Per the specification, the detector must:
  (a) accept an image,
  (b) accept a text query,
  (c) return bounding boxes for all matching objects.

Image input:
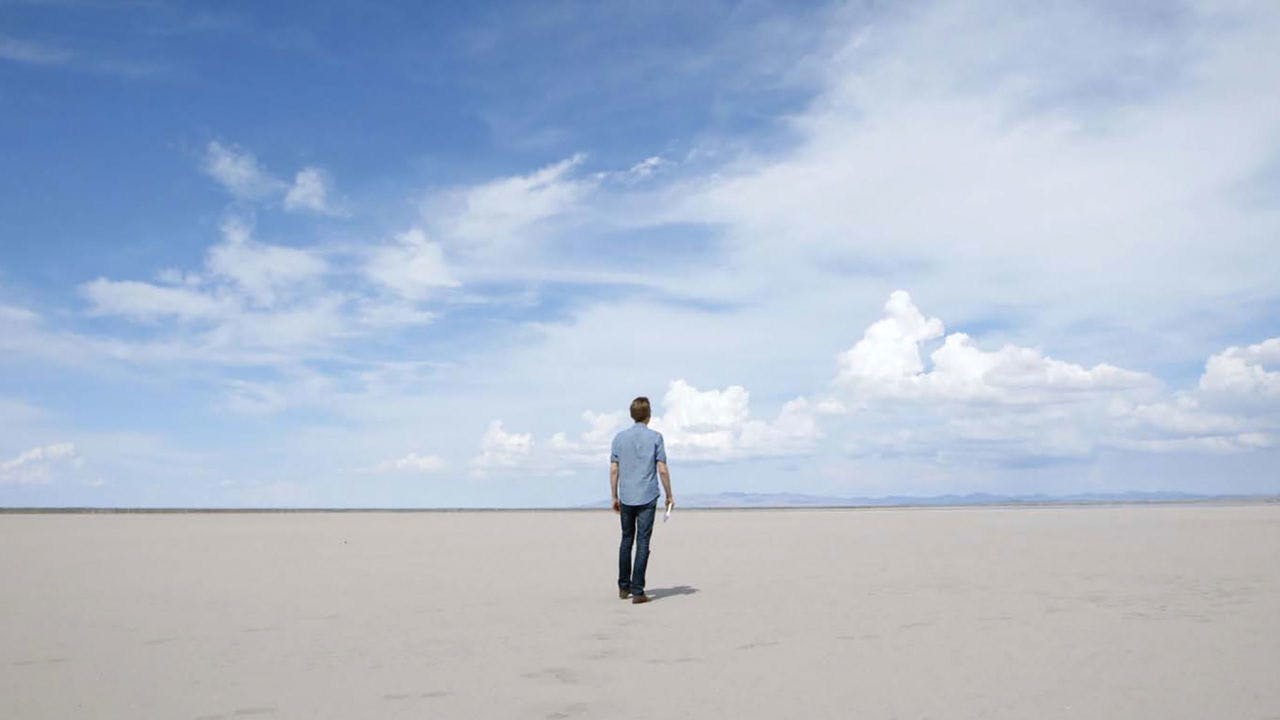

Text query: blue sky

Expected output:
[2,0,1278,507]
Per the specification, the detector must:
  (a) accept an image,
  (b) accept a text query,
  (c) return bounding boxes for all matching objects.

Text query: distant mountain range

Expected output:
[5,491,1275,513]
[581,490,1278,509]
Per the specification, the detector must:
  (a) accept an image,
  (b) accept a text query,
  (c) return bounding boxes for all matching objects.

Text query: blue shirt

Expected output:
[611,422,667,506]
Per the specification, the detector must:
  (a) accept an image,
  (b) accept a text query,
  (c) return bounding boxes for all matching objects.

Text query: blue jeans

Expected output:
[618,499,657,596]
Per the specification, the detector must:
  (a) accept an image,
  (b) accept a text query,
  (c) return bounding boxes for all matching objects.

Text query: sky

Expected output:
[2,0,1278,508]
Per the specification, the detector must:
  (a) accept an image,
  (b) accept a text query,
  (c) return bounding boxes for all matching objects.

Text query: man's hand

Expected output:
[609,460,620,513]
[657,461,673,513]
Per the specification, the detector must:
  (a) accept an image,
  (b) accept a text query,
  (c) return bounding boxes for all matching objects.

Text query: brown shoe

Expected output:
[618,588,631,599]
[631,594,650,604]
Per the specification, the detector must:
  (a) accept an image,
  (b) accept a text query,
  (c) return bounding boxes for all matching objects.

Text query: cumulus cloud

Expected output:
[835,291,1157,405]
[736,396,824,457]
[13,2,1280,502]
[548,410,630,465]
[202,142,343,215]
[284,167,343,215]
[824,291,1155,460]
[825,291,1280,462]
[0,442,80,485]
[470,420,534,477]
[1198,338,1280,402]
[202,141,286,201]
[546,380,821,466]
[651,380,820,461]
[836,290,944,389]
[1108,395,1272,453]
[364,228,459,301]
[1109,336,1280,453]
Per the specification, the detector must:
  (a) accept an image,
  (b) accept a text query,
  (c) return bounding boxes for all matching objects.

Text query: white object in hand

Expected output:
[664,505,672,522]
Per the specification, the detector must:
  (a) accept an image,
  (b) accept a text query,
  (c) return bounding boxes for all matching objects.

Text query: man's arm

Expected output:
[657,460,673,508]
[610,460,621,513]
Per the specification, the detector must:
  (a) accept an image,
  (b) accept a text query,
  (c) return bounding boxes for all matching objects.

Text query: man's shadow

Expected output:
[644,585,699,601]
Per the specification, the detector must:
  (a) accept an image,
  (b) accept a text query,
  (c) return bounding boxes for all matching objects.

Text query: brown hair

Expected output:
[629,396,651,423]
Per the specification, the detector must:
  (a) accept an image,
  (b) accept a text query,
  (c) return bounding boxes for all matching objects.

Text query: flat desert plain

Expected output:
[2,504,1278,719]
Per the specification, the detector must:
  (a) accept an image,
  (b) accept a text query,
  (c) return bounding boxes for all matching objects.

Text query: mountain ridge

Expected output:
[580,490,1279,509]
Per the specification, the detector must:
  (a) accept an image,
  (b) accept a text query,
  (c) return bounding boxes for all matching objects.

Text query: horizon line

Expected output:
[3,493,1277,514]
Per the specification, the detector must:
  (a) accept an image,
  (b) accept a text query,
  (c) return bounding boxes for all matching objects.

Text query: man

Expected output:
[610,396,674,604]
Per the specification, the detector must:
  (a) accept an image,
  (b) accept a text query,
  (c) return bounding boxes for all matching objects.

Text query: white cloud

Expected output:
[202,142,343,216]
[736,396,824,457]
[401,1,1280,486]
[372,452,446,474]
[81,278,231,321]
[206,216,327,307]
[671,1,1280,335]
[75,217,343,363]
[83,222,449,365]
[364,227,459,301]
[201,299,345,354]
[1107,395,1271,453]
[0,442,80,485]
[284,167,343,215]
[626,156,665,179]
[602,155,667,184]
[548,410,630,465]
[836,290,944,389]
[202,141,286,201]
[546,380,821,466]
[658,380,749,433]
[1198,338,1280,402]
[823,292,1280,462]
[650,379,820,461]
[835,291,1157,405]
[427,154,594,255]
[11,3,1280,503]
[470,420,534,477]
[824,291,1150,460]
[1108,336,1280,453]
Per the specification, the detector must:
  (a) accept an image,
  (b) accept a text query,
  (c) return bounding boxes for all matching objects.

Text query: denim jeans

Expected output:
[618,499,657,596]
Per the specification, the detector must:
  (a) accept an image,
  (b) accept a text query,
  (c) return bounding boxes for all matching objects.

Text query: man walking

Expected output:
[610,396,674,604]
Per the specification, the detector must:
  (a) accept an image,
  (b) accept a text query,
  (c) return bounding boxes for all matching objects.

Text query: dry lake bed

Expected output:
[2,504,1278,719]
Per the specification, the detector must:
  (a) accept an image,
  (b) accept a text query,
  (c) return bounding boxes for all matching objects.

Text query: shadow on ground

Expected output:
[646,585,699,601]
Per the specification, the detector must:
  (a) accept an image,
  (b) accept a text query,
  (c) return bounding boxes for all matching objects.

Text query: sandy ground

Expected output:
[2,504,1278,719]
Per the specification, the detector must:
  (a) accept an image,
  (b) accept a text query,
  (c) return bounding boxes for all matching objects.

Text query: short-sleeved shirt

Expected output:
[611,422,667,506]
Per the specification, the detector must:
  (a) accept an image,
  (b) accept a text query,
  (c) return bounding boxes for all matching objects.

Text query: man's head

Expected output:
[629,396,651,424]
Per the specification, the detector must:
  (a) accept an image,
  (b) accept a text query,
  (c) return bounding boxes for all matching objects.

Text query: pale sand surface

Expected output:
[2,505,1278,719]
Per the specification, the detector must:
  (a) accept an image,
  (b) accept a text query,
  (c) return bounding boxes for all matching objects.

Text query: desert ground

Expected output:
[2,504,1277,719]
